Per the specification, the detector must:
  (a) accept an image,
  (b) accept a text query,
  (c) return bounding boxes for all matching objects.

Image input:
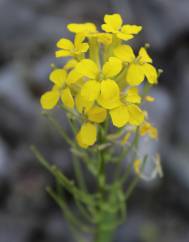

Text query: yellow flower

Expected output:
[68,21,113,46]
[109,102,144,128]
[101,13,142,41]
[76,78,122,114]
[76,122,97,148]
[140,122,158,140]
[40,69,74,110]
[74,58,123,113]
[98,80,144,128]
[55,33,89,58]
[98,79,121,109]
[75,57,122,80]
[114,45,158,86]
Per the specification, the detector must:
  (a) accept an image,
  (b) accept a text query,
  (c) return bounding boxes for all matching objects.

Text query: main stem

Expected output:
[94,128,115,242]
[94,224,115,242]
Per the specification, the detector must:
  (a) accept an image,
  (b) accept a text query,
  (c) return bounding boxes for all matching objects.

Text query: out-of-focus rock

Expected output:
[0,63,41,147]
[0,138,10,179]
[112,0,189,49]
[0,213,34,242]
[45,213,72,242]
[0,63,38,115]
[163,144,189,190]
[174,47,189,146]
[145,87,174,140]
[61,0,111,22]
[136,87,173,188]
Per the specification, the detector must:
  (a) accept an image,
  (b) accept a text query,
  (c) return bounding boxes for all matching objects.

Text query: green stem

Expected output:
[94,224,115,242]
[72,155,87,192]
[89,37,100,68]
[47,187,94,233]
[97,126,106,192]
[93,126,117,242]
[31,146,97,206]
[114,128,139,180]
[118,128,140,185]
[67,116,88,192]
[42,111,75,147]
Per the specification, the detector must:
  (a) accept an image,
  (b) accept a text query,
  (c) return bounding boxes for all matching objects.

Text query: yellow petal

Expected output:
[66,69,82,84]
[145,95,155,102]
[140,122,149,136]
[64,59,78,70]
[76,132,88,148]
[121,132,131,145]
[40,90,59,110]
[116,32,134,41]
[76,59,98,79]
[81,80,100,102]
[126,87,141,104]
[149,126,158,140]
[121,25,142,34]
[98,79,121,109]
[102,57,122,78]
[143,63,158,84]
[76,122,97,147]
[61,87,74,109]
[114,45,135,62]
[87,106,107,123]
[55,50,72,58]
[140,122,158,140]
[100,79,120,100]
[126,64,145,86]
[102,14,122,33]
[98,97,121,110]
[117,24,142,41]
[139,47,152,63]
[75,93,93,113]
[67,23,97,33]
[49,69,67,87]
[110,105,129,128]
[133,159,142,175]
[127,104,144,126]
[56,38,74,50]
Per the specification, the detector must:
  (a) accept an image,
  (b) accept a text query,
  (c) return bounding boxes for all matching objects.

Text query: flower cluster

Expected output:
[40,13,158,148]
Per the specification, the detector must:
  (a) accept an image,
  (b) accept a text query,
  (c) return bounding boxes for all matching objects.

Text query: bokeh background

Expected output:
[0,0,189,241]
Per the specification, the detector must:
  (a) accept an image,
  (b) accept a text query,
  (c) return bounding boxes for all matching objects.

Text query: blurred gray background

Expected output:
[0,0,189,241]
